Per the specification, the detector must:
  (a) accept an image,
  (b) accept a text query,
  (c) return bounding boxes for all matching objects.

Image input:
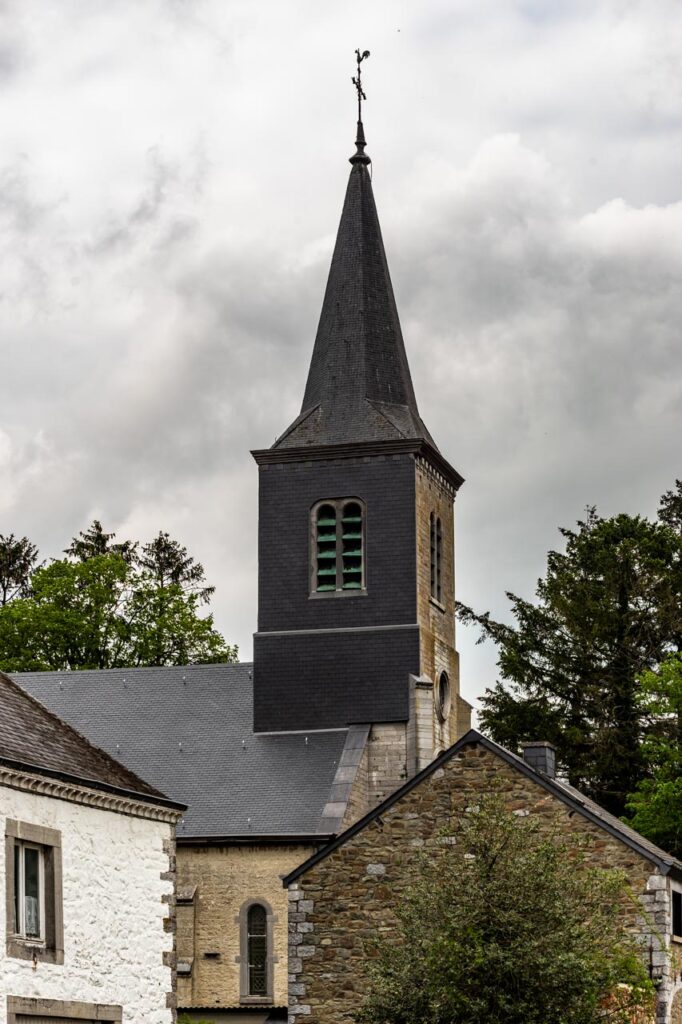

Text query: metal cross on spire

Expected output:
[352,48,370,123]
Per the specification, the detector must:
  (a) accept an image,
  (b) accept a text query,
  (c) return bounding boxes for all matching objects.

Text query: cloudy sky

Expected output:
[1,0,681,706]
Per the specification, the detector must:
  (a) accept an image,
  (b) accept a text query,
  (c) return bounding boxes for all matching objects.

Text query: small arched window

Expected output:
[238,898,274,1001]
[430,513,442,602]
[312,498,365,594]
[247,904,268,997]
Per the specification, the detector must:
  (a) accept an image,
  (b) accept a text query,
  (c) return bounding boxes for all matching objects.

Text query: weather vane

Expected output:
[352,48,370,122]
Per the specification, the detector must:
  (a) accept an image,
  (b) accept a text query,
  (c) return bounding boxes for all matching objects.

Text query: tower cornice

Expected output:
[252,438,464,493]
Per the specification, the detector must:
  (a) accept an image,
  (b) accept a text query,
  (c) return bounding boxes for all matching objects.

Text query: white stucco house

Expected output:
[0,670,185,1024]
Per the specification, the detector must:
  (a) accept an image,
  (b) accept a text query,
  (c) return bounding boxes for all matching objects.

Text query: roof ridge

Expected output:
[283,729,682,886]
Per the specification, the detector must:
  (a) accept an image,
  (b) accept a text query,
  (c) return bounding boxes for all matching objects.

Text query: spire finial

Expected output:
[350,48,371,165]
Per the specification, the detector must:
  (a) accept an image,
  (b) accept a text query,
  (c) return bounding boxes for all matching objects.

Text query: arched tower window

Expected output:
[238,898,275,1002]
[430,513,442,603]
[312,498,365,595]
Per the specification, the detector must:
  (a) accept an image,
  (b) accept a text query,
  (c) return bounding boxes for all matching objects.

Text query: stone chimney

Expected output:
[521,741,556,779]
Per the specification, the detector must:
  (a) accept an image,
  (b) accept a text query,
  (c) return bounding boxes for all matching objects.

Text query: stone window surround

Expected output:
[235,897,278,1005]
[5,820,64,966]
[309,496,367,598]
[672,878,682,945]
[7,995,122,1022]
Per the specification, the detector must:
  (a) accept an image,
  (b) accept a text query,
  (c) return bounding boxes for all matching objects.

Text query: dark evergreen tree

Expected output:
[137,531,214,603]
[458,492,682,816]
[65,519,136,563]
[0,534,39,605]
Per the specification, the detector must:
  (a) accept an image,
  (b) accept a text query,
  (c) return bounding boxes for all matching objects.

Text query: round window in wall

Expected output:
[436,671,451,723]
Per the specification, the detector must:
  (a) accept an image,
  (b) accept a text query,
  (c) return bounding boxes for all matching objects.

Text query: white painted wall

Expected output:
[1,782,174,1024]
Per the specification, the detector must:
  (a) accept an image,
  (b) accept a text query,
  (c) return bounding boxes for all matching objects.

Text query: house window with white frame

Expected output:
[13,839,44,940]
[5,819,63,965]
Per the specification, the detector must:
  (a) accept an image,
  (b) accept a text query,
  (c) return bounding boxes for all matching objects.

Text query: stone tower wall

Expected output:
[415,457,462,749]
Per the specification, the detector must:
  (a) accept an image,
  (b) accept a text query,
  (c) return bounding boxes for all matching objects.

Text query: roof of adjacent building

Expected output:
[12,663,349,841]
[284,728,682,885]
[0,670,178,807]
[273,125,436,451]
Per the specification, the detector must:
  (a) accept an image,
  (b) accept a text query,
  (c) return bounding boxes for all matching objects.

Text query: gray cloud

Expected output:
[0,0,680,706]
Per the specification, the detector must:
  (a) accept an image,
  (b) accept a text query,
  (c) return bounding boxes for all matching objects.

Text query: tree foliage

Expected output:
[64,519,137,563]
[0,534,40,605]
[458,489,682,816]
[0,521,237,671]
[356,798,654,1024]
[625,653,682,858]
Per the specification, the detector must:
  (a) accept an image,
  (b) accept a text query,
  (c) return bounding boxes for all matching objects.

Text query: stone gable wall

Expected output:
[287,744,674,1024]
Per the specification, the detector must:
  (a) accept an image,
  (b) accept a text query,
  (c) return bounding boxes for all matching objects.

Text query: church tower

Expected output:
[252,78,470,780]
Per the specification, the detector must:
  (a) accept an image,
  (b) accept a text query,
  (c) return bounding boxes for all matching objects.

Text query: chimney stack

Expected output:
[521,741,556,779]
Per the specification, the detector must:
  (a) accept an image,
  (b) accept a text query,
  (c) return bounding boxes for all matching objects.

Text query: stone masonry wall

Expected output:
[365,723,408,808]
[287,743,673,1024]
[415,458,461,748]
[177,842,317,1011]
[1,782,175,1024]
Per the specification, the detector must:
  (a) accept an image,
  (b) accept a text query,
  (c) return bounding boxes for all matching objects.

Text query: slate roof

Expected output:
[274,124,436,450]
[13,663,349,841]
[0,670,175,806]
[284,728,682,885]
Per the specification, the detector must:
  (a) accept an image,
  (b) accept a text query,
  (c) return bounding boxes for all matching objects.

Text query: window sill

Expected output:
[672,935,682,945]
[429,596,446,613]
[240,997,274,1006]
[6,936,63,965]
[310,588,368,600]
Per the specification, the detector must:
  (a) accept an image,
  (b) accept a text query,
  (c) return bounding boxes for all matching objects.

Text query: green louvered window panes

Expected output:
[312,498,365,594]
[342,501,364,590]
[315,503,337,591]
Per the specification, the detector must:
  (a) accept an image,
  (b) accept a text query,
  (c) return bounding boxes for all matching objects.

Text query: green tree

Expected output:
[658,479,682,535]
[0,524,237,671]
[458,499,682,816]
[625,653,682,858]
[0,534,39,605]
[356,798,654,1024]
[138,531,215,603]
[65,519,137,563]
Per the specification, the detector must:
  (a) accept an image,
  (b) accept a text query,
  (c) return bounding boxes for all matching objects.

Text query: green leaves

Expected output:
[624,653,682,857]
[0,522,237,671]
[356,798,654,1024]
[0,533,40,606]
[458,486,682,817]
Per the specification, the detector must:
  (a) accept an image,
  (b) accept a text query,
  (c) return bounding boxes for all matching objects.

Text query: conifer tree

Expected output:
[458,485,682,816]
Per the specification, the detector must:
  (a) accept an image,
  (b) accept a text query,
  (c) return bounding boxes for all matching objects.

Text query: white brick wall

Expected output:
[1,782,174,1024]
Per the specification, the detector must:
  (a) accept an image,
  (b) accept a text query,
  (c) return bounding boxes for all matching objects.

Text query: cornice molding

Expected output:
[0,763,182,824]
[251,438,464,491]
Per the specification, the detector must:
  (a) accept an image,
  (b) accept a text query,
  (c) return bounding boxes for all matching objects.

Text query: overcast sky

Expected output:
[1,0,681,707]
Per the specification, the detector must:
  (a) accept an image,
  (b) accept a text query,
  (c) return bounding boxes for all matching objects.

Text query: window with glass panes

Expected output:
[247,903,268,996]
[13,840,44,940]
[312,498,365,593]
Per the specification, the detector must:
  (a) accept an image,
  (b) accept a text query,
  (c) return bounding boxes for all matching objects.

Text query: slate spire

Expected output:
[273,117,437,450]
